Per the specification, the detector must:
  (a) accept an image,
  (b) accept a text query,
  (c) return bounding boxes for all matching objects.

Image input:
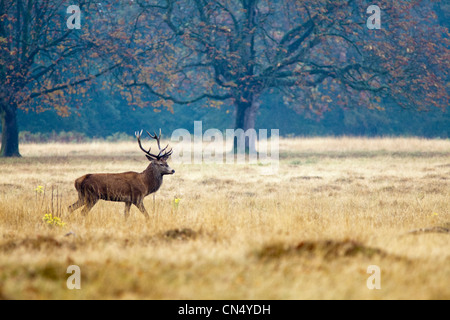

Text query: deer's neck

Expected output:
[142,163,163,195]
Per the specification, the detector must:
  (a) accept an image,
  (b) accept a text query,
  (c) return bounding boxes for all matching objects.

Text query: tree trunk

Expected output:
[0,105,21,157]
[233,93,260,154]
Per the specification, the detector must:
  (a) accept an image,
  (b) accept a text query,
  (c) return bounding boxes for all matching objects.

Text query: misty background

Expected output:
[1,0,449,146]
[14,93,450,140]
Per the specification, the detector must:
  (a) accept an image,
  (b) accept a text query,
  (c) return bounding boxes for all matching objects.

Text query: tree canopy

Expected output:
[1,0,449,156]
[116,0,450,150]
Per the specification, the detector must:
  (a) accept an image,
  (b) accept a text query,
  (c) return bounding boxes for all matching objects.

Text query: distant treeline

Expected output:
[3,94,449,141]
[16,131,132,143]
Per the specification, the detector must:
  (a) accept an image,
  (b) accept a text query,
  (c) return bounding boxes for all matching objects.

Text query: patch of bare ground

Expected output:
[256,239,397,261]
[161,228,199,241]
[0,235,77,253]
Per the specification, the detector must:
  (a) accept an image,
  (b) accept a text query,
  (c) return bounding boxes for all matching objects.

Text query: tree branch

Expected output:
[19,63,121,104]
[127,81,232,105]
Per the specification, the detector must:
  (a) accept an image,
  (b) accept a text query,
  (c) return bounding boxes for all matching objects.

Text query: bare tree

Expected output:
[0,0,135,156]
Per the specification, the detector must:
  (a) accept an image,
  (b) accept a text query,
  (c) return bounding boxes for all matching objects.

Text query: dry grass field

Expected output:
[0,137,449,300]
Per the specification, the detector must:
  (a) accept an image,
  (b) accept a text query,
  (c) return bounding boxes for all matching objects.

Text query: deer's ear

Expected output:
[146,155,154,162]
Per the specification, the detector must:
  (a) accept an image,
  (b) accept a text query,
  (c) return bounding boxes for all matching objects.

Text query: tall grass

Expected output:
[0,137,449,299]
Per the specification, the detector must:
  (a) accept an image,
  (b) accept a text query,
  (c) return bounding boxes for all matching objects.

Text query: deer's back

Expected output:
[75,172,146,202]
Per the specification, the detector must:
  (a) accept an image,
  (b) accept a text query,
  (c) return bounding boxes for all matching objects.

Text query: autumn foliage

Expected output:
[1,0,449,156]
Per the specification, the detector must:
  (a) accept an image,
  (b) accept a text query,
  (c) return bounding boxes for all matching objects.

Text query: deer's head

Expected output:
[151,158,175,175]
[135,130,175,176]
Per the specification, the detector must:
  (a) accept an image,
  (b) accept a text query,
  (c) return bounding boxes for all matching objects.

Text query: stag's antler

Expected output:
[135,129,173,160]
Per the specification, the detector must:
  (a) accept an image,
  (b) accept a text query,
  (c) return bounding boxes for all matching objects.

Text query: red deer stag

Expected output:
[68,130,175,219]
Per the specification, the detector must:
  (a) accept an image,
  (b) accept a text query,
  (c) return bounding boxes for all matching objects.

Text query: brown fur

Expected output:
[68,159,174,219]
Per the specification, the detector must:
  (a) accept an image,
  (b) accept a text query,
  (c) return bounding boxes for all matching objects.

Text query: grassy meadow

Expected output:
[0,137,449,299]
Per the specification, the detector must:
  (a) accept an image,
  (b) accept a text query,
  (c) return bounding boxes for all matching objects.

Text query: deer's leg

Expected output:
[68,199,84,213]
[81,199,98,216]
[68,193,86,213]
[124,202,132,219]
[135,201,150,220]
